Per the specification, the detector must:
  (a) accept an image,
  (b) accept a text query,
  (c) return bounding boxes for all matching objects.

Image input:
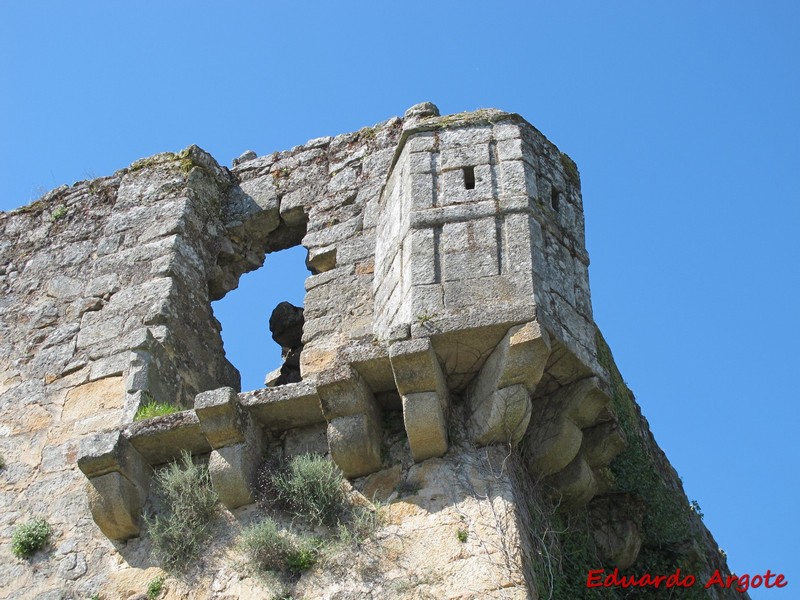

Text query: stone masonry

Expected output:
[0,103,743,598]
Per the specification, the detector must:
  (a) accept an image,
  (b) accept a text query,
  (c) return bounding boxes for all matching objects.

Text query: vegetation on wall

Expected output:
[244,452,382,585]
[134,400,180,421]
[144,451,218,572]
[239,517,320,574]
[11,517,52,559]
[146,575,164,599]
[267,453,347,527]
[518,332,711,599]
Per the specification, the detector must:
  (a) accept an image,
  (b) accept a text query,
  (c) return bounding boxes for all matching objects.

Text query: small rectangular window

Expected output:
[550,187,560,211]
[463,166,475,190]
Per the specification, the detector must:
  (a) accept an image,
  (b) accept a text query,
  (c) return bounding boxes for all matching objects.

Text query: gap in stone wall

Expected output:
[211,245,310,392]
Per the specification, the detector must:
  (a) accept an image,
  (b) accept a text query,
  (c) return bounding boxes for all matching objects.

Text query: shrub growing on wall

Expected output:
[239,517,319,574]
[266,453,346,527]
[11,517,52,558]
[145,451,218,571]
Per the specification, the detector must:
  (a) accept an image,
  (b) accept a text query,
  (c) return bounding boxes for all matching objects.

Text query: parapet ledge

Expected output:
[390,106,529,173]
[123,410,210,465]
[240,381,325,431]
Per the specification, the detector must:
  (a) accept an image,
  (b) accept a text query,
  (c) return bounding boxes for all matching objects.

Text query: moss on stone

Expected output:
[560,152,580,187]
[129,152,178,172]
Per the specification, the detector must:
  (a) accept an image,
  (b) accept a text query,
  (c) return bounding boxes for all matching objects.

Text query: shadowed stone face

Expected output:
[269,301,304,349]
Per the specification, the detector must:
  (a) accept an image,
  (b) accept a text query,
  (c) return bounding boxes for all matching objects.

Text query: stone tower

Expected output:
[0,103,744,598]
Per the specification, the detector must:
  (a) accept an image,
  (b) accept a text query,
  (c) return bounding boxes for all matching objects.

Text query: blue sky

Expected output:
[2,2,798,595]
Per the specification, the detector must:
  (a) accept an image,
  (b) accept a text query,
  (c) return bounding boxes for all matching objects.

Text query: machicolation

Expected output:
[0,102,745,599]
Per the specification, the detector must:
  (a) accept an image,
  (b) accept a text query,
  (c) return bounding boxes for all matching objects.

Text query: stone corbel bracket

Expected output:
[195,387,264,510]
[316,364,383,478]
[525,377,626,507]
[77,431,152,541]
[78,382,328,541]
[466,321,551,446]
[389,338,450,462]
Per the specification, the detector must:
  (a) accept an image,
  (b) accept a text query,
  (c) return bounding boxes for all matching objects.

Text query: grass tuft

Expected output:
[146,576,164,599]
[134,400,180,421]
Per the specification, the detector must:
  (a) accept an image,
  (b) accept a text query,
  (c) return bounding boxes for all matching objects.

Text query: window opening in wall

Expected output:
[463,166,476,190]
[211,245,310,392]
[550,186,560,211]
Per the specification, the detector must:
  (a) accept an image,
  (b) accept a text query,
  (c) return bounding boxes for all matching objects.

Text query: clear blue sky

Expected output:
[2,2,797,595]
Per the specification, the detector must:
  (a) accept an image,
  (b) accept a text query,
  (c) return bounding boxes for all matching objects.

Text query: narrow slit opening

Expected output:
[463,166,476,190]
[550,187,560,211]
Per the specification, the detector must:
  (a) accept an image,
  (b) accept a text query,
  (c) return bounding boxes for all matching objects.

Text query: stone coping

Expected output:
[239,381,325,431]
[124,410,210,465]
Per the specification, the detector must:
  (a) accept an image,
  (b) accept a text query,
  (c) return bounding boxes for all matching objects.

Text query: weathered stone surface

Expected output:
[241,381,324,430]
[403,101,440,121]
[389,338,448,397]
[402,392,448,461]
[209,444,255,509]
[466,322,550,446]
[589,493,645,569]
[327,412,382,478]
[63,376,124,422]
[124,410,211,465]
[475,384,532,447]
[269,301,304,348]
[553,376,610,428]
[283,422,328,458]
[194,386,245,448]
[525,408,583,476]
[317,365,376,419]
[85,472,143,540]
[582,419,627,468]
[546,453,597,507]
[233,149,257,166]
[77,431,150,491]
[0,105,741,598]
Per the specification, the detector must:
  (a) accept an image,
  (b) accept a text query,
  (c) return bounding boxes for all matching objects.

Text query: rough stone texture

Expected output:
[194,386,246,448]
[401,391,448,461]
[0,105,745,598]
[269,301,304,348]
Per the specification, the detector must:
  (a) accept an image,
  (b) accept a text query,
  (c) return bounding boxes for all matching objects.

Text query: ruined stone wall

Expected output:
[0,104,745,599]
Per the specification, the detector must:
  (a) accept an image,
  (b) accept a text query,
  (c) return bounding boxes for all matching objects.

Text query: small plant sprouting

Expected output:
[11,517,52,558]
[457,528,468,543]
[146,575,164,599]
[690,499,704,520]
[51,205,68,221]
[176,149,196,175]
[358,126,377,141]
[286,541,318,575]
[0,452,5,471]
[416,312,435,326]
[272,166,291,184]
[134,400,180,421]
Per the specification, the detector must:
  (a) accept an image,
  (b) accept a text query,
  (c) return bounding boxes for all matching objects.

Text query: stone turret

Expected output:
[0,104,743,598]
